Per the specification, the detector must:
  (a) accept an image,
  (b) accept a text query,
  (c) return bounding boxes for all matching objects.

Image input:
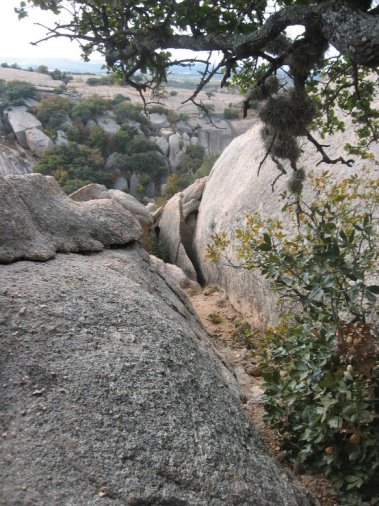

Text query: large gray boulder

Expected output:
[158,177,208,282]
[0,144,33,176]
[0,244,312,505]
[70,183,153,232]
[4,106,42,149]
[0,174,142,263]
[25,127,54,156]
[198,118,253,156]
[194,122,379,326]
[149,112,169,128]
[97,114,121,134]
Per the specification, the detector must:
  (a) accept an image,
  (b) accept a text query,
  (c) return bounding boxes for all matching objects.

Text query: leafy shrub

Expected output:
[126,151,167,178]
[112,94,131,105]
[114,101,148,125]
[34,142,108,193]
[193,154,218,179]
[208,171,379,504]
[223,107,239,119]
[164,172,194,199]
[186,144,205,160]
[127,138,159,155]
[169,90,178,96]
[0,80,36,112]
[86,75,115,86]
[31,95,72,135]
[114,126,138,153]
[71,98,111,122]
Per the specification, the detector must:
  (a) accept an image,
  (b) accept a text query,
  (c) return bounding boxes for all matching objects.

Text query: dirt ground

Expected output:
[67,74,243,114]
[187,285,339,506]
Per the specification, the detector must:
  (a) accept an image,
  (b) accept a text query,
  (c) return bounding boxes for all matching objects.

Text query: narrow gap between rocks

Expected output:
[185,284,339,506]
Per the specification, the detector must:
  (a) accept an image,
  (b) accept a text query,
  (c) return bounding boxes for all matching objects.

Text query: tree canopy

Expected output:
[18,0,378,168]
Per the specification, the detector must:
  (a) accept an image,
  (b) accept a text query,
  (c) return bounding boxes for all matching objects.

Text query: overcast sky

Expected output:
[0,1,96,60]
[0,1,212,65]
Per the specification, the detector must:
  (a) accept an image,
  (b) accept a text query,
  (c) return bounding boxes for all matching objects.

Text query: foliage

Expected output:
[164,172,195,200]
[86,75,115,86]
[223,107,240,120]
[71,97,111,122]
[34,141,109,193]
[18,0,379,170]
[31,95,72,137]
[114,101,148,125]
[145,230,170,263]
[0,80,36,112]
[126,151,167,178]
[175,144,206,174]
[207,171,379,503]
[49,68,72,84]
[186,144,205,160]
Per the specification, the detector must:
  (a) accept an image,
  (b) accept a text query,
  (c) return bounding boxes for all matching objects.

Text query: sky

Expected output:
[0,1,97,61]
[0,1,211,65]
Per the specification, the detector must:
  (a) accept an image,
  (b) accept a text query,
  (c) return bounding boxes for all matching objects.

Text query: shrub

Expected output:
[71,97,111,122]
[86,75,115,86]
[114,125,139,153]
[223,107,239,119]
[114,101,148,125]
[34,142,109,193]
[112,94,131,105]
[127,138,159,155]
[186,144,205,160]
[208,171,379,504]
[169,90,178,96]
[126,151,167,178]
[31,95,72,134]
[0,80,35,103]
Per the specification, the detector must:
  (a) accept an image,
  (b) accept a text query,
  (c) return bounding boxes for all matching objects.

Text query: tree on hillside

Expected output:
[18,1,378,172]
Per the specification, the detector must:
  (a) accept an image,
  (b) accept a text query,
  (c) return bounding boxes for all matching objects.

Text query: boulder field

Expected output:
[0,174,313,505]
[156,121,379,327]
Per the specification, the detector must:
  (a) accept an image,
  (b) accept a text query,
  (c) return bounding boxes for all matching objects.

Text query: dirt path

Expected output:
[187,285,339,506]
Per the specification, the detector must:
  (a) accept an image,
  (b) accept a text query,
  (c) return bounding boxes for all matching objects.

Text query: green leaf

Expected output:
[367,285,379,294]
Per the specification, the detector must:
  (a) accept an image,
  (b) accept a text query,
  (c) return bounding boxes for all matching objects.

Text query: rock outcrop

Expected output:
[0,144,33,176]
[4,106,53,155]
[70,183,153,234]
[158,177,207,281]
[25,127,54,155]
[4,106,42,149]
[0,174,142,263]
[194,122,379,325]
[0,173,313,506]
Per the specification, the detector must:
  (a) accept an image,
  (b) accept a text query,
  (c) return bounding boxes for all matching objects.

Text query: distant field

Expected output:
[0,66,244,116]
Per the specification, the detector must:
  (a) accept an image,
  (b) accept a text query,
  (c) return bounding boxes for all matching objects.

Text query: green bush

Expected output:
[86,75,115,86]
[193,154,218,179]
[34,142,109,193]
[112,94,131,105]
[71,97,111,122]
[126,151,167,178]
[114,101,148,125]
[0,80,36,112]
[223,107,240,119]
[208,170,379,504]
[114,126,139,153]
[31,95,72,135]
[186,144,205,160]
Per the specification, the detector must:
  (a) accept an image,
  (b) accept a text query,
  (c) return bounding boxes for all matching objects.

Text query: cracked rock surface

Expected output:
[0,244,313,505]
[0,174,142,263]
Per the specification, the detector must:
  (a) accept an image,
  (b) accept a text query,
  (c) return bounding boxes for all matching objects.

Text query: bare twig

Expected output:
[306,132,354,166]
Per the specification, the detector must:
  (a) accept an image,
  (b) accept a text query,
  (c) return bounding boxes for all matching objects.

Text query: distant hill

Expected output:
[0,57,106,74]
[0,57,224,79]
